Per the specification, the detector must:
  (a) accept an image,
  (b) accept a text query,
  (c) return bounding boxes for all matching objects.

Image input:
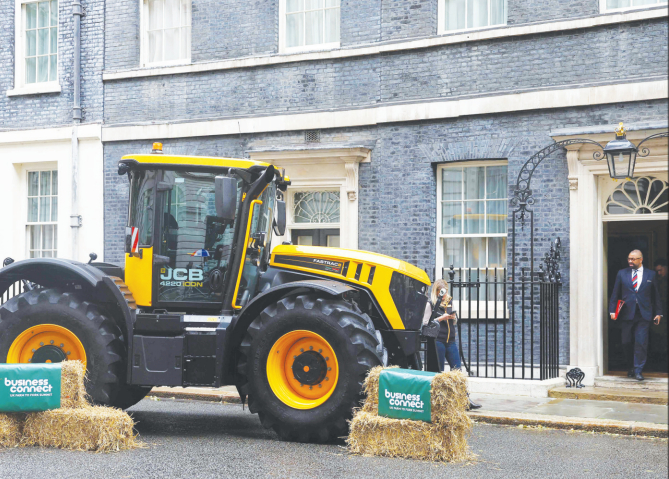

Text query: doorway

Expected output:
[605,220,668,375]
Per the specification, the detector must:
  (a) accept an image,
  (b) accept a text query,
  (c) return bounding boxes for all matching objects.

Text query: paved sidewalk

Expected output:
[147,386,668,438]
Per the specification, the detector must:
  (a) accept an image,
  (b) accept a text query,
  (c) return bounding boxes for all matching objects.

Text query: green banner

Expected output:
[378,368,436,422]
[0,363,62,412]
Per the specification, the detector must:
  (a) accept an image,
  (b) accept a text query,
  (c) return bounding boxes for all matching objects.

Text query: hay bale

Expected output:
[362,366,470,426]
[23,406,141,452]
[347,411,472,462]
[0,413,24,448]
[60,360,88,409]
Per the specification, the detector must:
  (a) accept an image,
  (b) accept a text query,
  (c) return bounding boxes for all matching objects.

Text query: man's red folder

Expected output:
[614,300,625,319]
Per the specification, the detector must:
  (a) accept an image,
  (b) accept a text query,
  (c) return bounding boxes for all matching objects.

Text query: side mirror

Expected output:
[273,199,286,236]
[215,176,237,221]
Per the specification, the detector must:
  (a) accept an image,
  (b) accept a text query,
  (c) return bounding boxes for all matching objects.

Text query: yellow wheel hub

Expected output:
[7,324,86,366]
[267,330,339,410]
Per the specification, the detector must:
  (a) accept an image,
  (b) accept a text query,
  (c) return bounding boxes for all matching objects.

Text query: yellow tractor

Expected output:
[0,145,432,442]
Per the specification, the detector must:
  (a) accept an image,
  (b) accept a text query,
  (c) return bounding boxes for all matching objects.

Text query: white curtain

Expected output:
[147,0,190,63]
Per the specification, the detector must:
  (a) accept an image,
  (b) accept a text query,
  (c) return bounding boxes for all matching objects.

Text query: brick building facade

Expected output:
[2,0,668,386]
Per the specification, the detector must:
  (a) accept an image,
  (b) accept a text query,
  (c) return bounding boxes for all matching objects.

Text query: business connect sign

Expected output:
[377,368,436,422]
[0,363,62,412]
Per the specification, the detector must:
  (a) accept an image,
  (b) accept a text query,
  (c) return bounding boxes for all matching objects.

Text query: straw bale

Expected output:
[60,360,88,409]
[362,366,470,426]
[22,406,142,452]
[0,413,24,448]
[347,411,473,463]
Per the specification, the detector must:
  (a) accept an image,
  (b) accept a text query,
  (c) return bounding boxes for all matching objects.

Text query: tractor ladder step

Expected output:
[110,276,137,310]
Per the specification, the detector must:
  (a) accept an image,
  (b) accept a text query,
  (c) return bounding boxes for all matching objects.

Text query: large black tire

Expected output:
[237,293,383,443]
[0,288,126,406]
[113,385,153,410]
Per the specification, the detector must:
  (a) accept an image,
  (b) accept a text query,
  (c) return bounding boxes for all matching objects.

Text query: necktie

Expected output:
[632,270,639,291]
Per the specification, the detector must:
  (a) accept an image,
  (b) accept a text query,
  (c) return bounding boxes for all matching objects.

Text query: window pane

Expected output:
[488,237,506,268]
[324,7,339,43]
[37,55,48,82]
[442,238,463,269]
[293,191,340,223]
[463,201,484,233]
[163,28,179,61]
[304,10,323,45]
[632,0,656,5]
[26,3,37,29]
[50,0,58,26]
[325,0,340,6]
[305,0,324,8]
[467,0,488,28]
[50,27,57,53]
[327,235,340,247]
[43,225,54,250]
[286,13,303,47]
[490,0,505,25]
[53,224,58,253]
[445,0,466,30]
[28,198,38,222]
[442,168,462,201]
[51,170,58,195]
[40,171,51,195]
[26,57,36,83]
[182,0,190,25]
[26,30,36,56]
[486,200,506,233]
[51,196,58,221]
[30,225,40,250]
[465,237,486,269]
[181,26,191,59]
[39,197,50,222]
[28,171,39,196]
[38,1,49,28]
[38,27,49,55]
[486,165,506,199]
[297,235,313,246]
[49,54,57,81]
[149,31,162,63]
[287,0,304,12]
[464,166,485,199]
[441,202,461,234]
[149,0,163,29]
[164,0,180,28]
[607,0,630,6]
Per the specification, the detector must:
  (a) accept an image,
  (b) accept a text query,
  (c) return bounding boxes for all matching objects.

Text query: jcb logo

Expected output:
[160,268,204,282]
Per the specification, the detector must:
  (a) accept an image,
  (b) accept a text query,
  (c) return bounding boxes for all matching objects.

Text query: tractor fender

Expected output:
[0,258,134,344]
[221,279,357,385]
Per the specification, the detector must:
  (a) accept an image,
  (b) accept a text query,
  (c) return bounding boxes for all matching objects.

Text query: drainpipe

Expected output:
[70,0,83,260]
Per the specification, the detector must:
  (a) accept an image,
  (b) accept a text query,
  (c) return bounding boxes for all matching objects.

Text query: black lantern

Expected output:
[603,122,638,180]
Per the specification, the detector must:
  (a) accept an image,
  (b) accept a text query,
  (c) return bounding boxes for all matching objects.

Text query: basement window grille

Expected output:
[305,130,321,143]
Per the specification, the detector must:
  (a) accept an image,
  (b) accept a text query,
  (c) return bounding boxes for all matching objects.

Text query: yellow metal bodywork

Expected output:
[120,154,270,170]
[266,330,339,409]
[7,324,87,366]
[232,200,263,310]
[270,245,430,330]
[125,247,154,307]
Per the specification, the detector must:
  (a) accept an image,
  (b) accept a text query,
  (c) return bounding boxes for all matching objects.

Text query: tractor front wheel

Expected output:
[0,288,126,406]
[237,293,383,443]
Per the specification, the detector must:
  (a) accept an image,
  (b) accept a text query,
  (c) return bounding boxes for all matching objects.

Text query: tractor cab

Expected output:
[118,144,289,315]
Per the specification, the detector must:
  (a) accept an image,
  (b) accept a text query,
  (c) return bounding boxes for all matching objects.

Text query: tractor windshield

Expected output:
[156,170,243,304]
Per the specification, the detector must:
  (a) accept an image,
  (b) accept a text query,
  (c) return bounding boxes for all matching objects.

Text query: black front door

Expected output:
[291,229,340,247]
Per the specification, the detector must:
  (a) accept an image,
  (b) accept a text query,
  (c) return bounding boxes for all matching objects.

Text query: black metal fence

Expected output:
[445,242,561,380]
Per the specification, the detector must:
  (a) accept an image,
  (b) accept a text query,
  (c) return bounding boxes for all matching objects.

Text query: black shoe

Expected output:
[627,370,634,378]
[467,399,482,410]
[634,372,644,381]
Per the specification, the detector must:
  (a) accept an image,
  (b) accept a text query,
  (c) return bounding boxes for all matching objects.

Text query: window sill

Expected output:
[437,23,507,37]
[6,83,61,97]
[140,59,192,69]
[280,42,341,55]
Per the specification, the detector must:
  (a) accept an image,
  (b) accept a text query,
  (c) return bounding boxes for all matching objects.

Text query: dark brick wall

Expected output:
[104,0,140,71]
[0,0,104,129]
[380,0,438,41]
[103,19,668,124]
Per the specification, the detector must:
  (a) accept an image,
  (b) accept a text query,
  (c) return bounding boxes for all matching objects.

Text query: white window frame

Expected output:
[25,168,58,258]
[437,0,507,36]
[599,0,667,12]
[278,0,341,54]
[140,0,192,68]
[436,160,508,316]
[7,0,61,97]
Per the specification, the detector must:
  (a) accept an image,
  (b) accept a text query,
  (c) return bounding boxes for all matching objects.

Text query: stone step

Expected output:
[593,375,668,392]
[549,386,668,405]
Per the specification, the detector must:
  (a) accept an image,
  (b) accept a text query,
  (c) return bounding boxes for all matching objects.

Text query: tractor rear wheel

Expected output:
[237,293,383,443]
[0,288,126,406]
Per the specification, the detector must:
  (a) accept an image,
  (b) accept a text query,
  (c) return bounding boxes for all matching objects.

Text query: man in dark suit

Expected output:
[609,249,663,381]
